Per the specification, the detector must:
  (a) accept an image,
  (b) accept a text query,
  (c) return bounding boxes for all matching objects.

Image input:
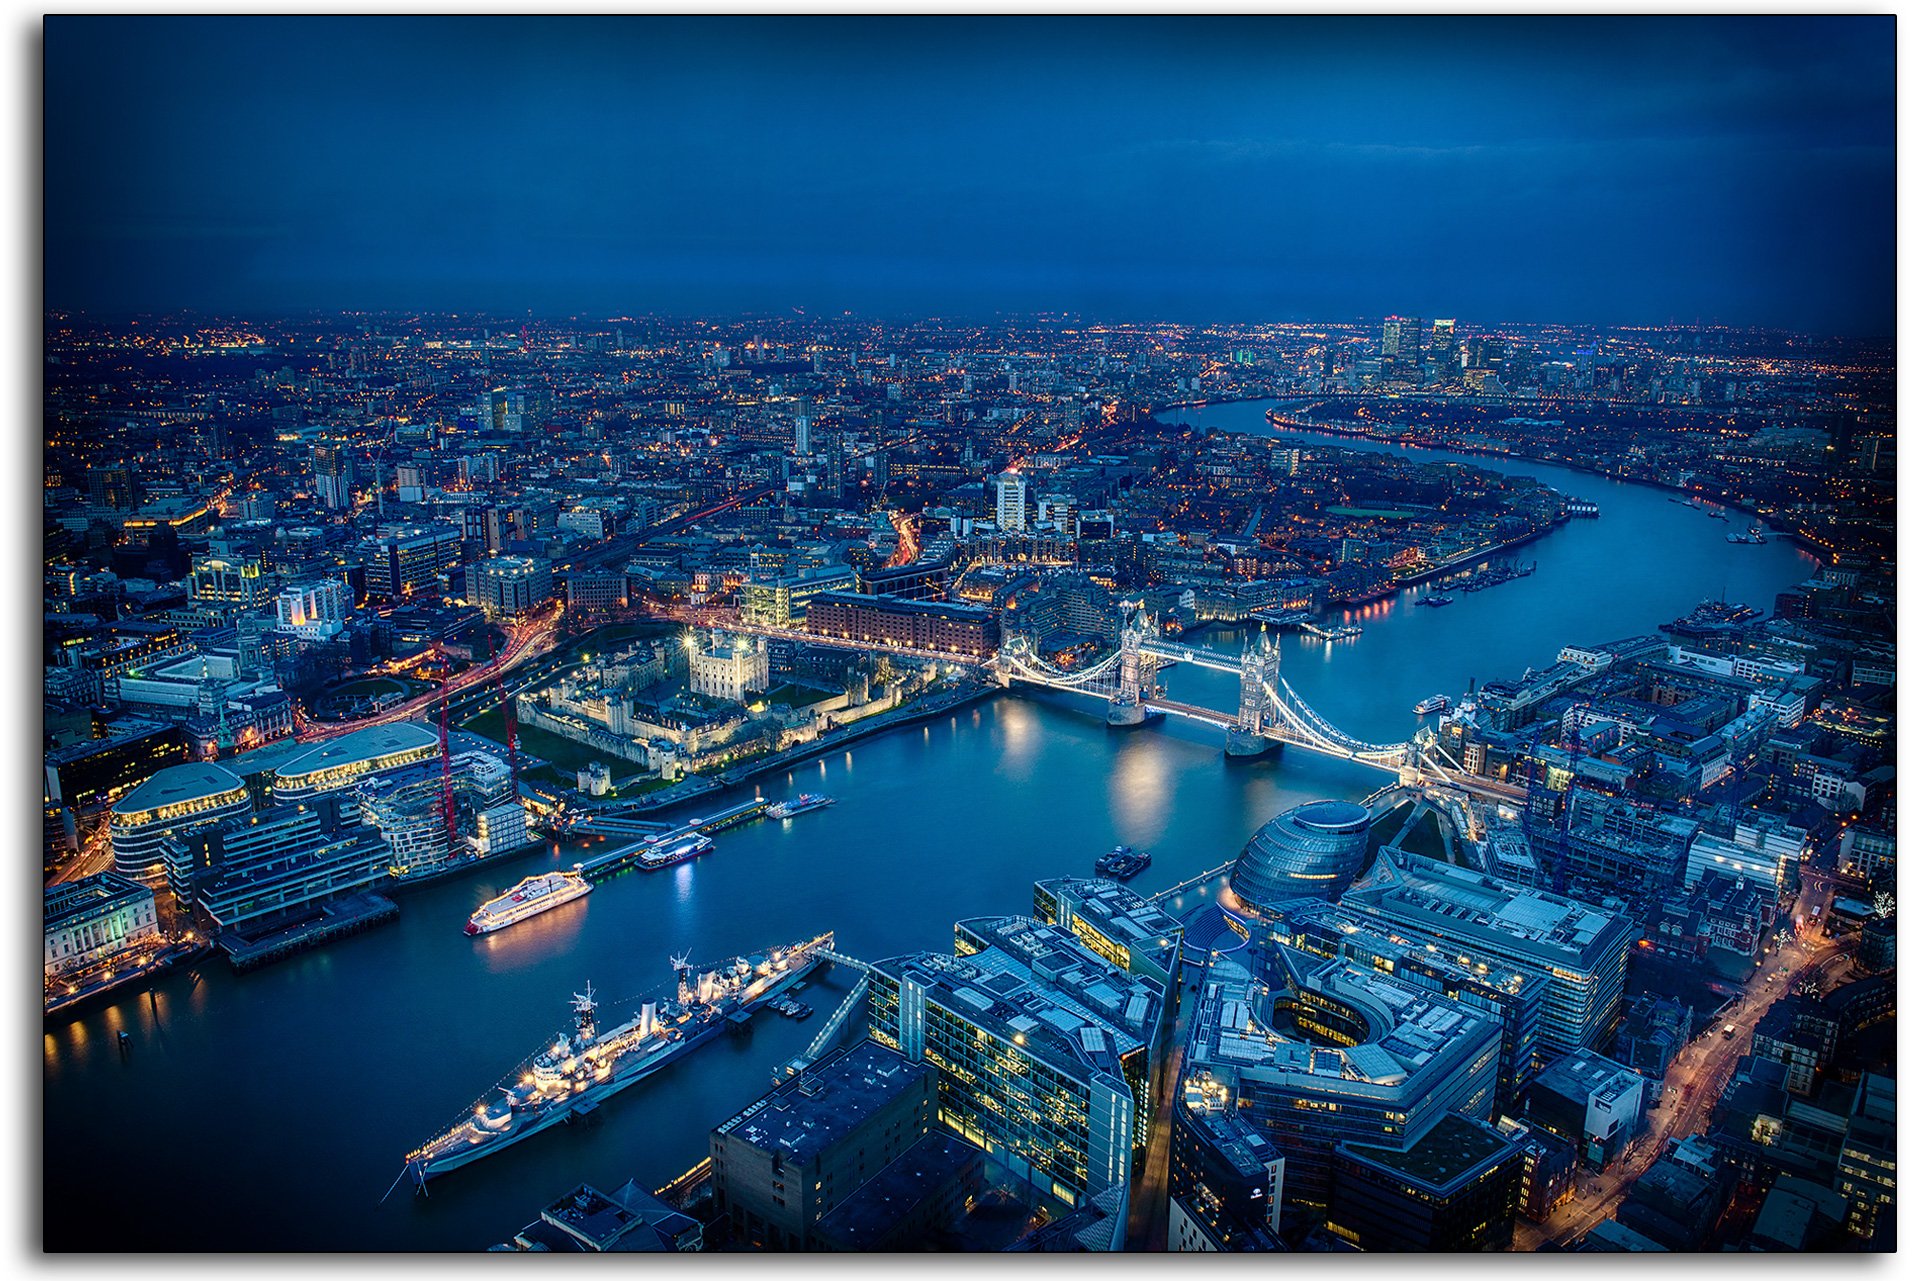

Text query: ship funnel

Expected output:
[639,1002,657,1037]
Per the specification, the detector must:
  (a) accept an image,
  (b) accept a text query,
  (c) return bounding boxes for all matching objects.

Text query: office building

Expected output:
[358,524,463,604]
[1178,944,1503,1216]
[356,750,518,876]
[739,565,857,627]
[564,569,628,612]
[188,553,270,612]
[808,1132,983,1251]
[1686,819,1804,899]
[1340,850,1633,1062]
[109,761,251,893]
[468,554,552,617]
[1327,1112,1525,1251]
[182,794,392,930]
[869,917,1157,1212]
[260,722,442,804]
[1279,900,1546,1115]
[45,719,186,809]
[1527,1052,1648,1170]
[710,1041,942,1250]
[45,871,161,978]
[1168,1109,1287,1251]
[1032,877,1183,994]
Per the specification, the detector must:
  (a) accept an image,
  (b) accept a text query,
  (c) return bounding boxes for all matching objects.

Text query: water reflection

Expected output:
[476,898,592,974]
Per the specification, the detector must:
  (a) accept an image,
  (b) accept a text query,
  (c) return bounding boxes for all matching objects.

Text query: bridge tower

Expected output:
[1107,613,1148,726]
[1105,610,1144,725]
[1226,627,1281,758]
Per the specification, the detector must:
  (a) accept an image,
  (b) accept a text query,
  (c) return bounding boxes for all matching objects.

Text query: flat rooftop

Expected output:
[715,1041,931,1165]
[1339,1112,1515,1191]
[812,1131,981,1250]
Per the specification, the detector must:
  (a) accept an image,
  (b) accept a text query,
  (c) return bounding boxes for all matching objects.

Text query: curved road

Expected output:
[1511,927,1856,1250]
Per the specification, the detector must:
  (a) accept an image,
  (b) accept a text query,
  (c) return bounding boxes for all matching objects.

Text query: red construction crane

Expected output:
[484,628,520,785]
[438,696,458,850]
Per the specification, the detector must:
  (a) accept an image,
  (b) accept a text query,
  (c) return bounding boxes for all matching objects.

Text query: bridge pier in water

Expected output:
[1224,726,1278,758]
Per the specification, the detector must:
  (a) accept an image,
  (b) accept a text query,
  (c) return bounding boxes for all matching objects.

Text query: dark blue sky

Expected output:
[45,16,1895,332]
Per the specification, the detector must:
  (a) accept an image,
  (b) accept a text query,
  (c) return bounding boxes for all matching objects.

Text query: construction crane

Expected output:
[484,628,520,785]
[438,696,458,850]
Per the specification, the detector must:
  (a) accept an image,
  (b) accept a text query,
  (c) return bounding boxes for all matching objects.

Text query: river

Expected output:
[42,399,1820,1250]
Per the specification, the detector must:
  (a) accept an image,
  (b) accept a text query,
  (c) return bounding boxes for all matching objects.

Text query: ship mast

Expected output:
[571,983,598,1043]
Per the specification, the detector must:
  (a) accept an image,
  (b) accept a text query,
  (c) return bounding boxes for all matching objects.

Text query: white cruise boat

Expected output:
[465,872,592,937]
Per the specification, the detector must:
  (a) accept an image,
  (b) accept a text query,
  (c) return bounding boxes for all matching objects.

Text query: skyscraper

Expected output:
[310,444,355,509]
[1382,315,1424,378]
[995,470,1028,532]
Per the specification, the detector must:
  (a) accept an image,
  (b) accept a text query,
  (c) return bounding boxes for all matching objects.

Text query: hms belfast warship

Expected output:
[399,932,834,1186]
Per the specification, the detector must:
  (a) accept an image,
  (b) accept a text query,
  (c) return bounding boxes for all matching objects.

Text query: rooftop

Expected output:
[1342,849,1630,967]
[715,1041,931,1165]
[45,870,152,926]
[1338,1112,1516,1192]
[811,1131,982,1250]
[112,761,246,817]
[269,722,440,782]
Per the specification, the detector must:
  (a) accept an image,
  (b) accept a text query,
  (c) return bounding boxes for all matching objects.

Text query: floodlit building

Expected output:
[687,630,769,703]
[45,871,161,978]
[275,579,349,639]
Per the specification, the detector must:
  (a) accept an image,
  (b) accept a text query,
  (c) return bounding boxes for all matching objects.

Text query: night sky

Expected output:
[44,16,1895,332]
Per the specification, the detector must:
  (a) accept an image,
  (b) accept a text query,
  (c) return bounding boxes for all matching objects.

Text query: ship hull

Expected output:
[466,882,592,935]
[409,941,831,1182]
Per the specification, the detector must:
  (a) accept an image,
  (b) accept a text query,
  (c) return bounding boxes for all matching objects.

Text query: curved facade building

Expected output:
[110,762,251,897]
[1230,799,1372,911]
[270,723,440,803]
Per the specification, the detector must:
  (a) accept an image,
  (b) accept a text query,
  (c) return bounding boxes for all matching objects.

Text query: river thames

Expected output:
[43,400,1820,1250]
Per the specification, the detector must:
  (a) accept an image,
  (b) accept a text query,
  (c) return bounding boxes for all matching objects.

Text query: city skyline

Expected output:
[42,12,1895,1256]
[46,15,1895,332]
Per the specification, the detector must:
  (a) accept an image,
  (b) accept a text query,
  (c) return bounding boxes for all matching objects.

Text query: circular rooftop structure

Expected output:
[1230,799,1372,913]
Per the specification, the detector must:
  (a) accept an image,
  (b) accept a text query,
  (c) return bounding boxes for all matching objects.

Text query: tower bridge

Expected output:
[995,612,1516,800]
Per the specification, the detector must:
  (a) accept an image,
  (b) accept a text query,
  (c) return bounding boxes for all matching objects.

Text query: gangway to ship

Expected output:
[772,950,874,1086]
[774,974,872,1087]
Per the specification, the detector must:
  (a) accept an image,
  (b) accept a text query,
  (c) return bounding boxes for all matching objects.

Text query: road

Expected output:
[292,602,564,743]
[1511,926,1854,1250]
[1126,981,1197,1250]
